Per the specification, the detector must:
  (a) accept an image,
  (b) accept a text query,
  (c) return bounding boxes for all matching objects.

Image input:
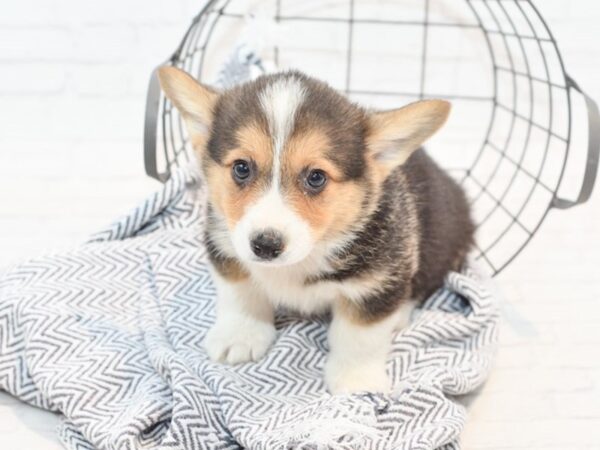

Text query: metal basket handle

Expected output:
[552,76,600,209]
[143,7,210,183]
[144,67,169,182]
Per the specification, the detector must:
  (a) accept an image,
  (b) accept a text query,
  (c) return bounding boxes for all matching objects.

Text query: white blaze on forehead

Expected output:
[259,76,306,187]
[230,75,311,266]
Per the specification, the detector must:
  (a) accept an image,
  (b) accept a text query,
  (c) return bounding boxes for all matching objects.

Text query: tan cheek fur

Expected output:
[203,123,273,229]
[287,182,368,241]
[283,130,379,241]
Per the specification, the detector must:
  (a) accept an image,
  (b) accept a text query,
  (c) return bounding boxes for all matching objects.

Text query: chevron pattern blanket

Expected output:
[0,167,499,450]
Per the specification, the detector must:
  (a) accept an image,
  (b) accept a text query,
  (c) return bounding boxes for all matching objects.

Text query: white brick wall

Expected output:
[1,1,599,449]
[0,0,200,266]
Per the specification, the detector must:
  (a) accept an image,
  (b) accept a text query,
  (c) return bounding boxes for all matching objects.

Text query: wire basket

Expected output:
[144,0,599,276]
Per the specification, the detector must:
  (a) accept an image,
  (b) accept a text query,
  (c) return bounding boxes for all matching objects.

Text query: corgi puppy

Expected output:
[158,67,474,394]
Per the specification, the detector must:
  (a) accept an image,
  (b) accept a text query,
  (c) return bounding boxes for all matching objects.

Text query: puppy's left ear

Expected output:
[367,99,451,176]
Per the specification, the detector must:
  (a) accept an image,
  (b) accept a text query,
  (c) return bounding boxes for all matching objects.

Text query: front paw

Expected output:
[204,318,276,365]
[325,358,390,395]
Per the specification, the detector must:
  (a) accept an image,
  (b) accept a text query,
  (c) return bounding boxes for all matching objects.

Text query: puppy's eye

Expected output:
[305,169,327,192]
[232,160,251,182]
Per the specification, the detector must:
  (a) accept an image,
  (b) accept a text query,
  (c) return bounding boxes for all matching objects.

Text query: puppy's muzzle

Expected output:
[250,229,285,261]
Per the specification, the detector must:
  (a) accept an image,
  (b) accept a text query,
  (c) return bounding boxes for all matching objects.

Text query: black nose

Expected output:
[250,229,285,260]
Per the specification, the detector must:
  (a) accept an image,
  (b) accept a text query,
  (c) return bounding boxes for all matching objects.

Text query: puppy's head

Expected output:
[159,67,450,266]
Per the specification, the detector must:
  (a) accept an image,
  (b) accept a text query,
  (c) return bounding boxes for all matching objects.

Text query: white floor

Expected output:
[1,1,600,449]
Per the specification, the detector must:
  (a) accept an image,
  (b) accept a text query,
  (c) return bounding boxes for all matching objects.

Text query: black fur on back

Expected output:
[404,149,474,299]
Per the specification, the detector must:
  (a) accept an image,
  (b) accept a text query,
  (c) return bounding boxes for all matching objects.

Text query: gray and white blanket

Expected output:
[0,166,499,450]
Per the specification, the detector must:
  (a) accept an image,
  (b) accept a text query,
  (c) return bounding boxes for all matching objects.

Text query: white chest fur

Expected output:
[247,261,384,316]
[248,264,337,315]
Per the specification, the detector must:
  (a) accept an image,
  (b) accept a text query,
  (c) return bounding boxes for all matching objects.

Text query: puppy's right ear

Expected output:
[157,66,218,141]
